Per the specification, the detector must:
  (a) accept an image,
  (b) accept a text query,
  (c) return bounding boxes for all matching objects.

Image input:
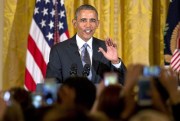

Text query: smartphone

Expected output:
[3,91,12,106]
[137,76,152,106]
[42,79,58,105]
[3,91,11,102]
[104,72,118,86]
[31,93,43,108]
[143,66,161,77]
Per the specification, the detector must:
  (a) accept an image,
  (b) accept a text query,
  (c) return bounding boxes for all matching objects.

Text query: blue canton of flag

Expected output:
[34,0,69,46]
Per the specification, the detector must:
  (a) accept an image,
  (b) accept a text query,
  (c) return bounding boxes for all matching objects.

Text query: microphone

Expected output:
[82,64,90,77]
[70,63,77,77]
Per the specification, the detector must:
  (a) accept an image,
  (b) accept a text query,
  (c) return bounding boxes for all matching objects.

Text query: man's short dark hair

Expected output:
[62,77,96,110]
[75,4,98,19]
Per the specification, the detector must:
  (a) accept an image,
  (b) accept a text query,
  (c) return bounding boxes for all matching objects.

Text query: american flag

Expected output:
[24,0,69,91]
[170,37,180,72]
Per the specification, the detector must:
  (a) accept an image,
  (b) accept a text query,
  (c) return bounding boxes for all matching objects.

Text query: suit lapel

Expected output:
[91,38,103,82]
[67,36,84,76]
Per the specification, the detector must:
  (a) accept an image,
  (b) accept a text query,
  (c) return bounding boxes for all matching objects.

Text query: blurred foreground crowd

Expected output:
[0,64,180,121]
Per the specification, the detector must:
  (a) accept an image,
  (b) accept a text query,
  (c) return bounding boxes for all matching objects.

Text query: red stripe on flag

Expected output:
[171,50,178,60]
[27,35,47,77]
[65,30,69,38]
[172,64,179,71]
[170,49,180,72]
[171,56,179,66]
[172,64,180,71]
[25,68,36,91]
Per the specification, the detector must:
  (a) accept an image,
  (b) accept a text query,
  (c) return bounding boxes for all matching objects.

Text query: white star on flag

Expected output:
[34,7,39,15]
[42,8,48,16]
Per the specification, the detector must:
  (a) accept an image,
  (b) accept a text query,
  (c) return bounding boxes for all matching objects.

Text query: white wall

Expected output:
[0,0,3,90]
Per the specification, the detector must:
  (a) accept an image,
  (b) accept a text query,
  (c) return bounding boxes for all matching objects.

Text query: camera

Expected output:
[43,81,57,105]
[143,66,161,77]
[137,76,152,106]
[31,93,43,108]
[143,66,169,100]
[32,78,59,108]
[42,79,58,105]
[104,72,118,86]
[3,91,12,106]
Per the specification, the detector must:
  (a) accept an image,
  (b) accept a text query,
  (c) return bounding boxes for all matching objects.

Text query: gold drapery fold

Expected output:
[3,0,35,90]
[123,0,153,65]
[2,0,169,90]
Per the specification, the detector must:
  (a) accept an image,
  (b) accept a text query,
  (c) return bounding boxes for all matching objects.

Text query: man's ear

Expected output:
[72,19,77,28]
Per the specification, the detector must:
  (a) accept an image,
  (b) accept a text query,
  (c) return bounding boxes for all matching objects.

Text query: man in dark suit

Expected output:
[46,4,126,84]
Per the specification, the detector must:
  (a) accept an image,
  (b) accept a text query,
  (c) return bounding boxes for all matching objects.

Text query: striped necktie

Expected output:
[81,43,92,80]
[81,43,91,65]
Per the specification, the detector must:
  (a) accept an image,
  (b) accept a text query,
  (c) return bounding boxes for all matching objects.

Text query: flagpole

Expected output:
[54,0,60,44]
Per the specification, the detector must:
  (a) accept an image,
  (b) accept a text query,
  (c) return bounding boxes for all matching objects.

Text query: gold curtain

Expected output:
[2,0,169,90]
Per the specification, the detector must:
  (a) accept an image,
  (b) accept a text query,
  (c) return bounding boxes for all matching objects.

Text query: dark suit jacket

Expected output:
[46,35,126,84]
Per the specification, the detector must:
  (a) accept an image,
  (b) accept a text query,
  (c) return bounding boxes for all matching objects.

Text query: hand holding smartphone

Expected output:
[32,78,58,108]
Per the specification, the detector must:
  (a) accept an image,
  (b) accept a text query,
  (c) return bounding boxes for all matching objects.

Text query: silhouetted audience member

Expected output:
[42,105,92,121]
[159,68,180,121]
[1,64,180,121]
[32,105,54,121]
[8,87,34,121]
[88,111,109,121]
[0,100,24,121]
[0,97,6,120]
[8,87,33,111]
[96,84,123,120]
[120,64,180,121]
[129,109,170,121]
[57,77,96,111]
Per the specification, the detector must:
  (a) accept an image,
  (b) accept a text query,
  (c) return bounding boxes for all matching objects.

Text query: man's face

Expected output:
[73,10,99,41]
